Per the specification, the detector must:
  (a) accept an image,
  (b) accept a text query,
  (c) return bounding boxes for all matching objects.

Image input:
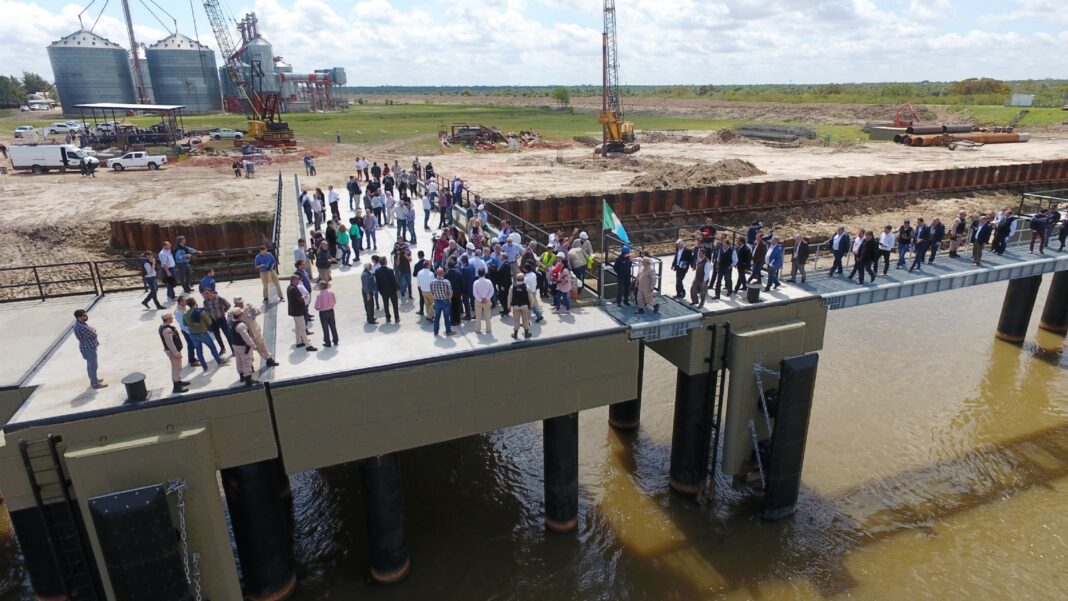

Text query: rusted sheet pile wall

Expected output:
[495,159,1068,229]
[110,218,273,252]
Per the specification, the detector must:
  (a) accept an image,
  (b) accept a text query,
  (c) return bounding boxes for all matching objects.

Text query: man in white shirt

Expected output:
[417,260,435,321]
[522,264,545,323]
[327,185,341,221]
[309,193,324,231]
[158,241,177,300]
[421,193,433,230]
[472,269,496,334]
[878,225,895,276]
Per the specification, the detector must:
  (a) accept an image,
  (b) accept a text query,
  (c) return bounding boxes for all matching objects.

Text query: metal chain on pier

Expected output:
[167,479,204,601]
[747,421,766,489]
[752,364,779,434]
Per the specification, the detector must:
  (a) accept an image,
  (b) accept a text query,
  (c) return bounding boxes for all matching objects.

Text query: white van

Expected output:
[8,144,98,174]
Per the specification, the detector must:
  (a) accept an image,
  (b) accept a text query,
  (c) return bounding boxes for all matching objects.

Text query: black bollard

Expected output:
[668,369,711,495]
[543,412,579,533]
[8,505,68,601]
[995,275,1043,343]
[609,341,644,430]
[1039,271,1068,335]
[360,453,410,583]
[221,458,297,601]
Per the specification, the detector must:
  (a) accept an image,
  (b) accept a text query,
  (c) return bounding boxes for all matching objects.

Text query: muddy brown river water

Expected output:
[0,278,1065,600]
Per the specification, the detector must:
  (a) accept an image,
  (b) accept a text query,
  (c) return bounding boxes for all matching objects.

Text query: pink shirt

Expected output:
[314,289,337,311]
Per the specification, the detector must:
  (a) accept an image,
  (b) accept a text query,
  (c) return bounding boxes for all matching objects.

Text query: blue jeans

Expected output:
[397,219,408,240]
[897,243,909,266]
[142,276,161,307]
[365,228,377,249]
[434,299,452,334]
[408,219,417,244]
[341,245,351,265]
[398,272,412,298]
[423,208,432,229]
[190,332,223,367]
[554,290,571,311]
[80,347,99,386]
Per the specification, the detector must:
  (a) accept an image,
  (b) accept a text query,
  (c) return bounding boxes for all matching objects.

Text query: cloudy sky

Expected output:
[3,0,1067,85]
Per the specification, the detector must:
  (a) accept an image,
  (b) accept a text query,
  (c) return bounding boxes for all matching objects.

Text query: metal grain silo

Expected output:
[48,30,136,115]
[238,37,278,93]
[146,33,221,113]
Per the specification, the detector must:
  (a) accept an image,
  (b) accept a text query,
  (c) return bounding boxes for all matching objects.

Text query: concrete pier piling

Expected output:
[669,369,711,495]
[609,341,644,431]
[360,453,411,583]
[996,275,1044,343]
[221,458,298,601]
[1039,271,1068,335]
[543,412,579,533]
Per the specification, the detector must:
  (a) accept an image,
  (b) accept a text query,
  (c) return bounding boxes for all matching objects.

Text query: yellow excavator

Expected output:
[599,0,639,155]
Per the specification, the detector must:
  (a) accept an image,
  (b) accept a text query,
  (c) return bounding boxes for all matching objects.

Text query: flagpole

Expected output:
[599,198,606,306]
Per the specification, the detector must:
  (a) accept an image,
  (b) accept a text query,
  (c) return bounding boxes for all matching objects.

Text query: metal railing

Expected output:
[0,246,270,304]
[272,172,284,252]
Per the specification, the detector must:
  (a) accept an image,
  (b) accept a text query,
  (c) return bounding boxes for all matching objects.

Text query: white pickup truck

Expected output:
[106,151,167,171]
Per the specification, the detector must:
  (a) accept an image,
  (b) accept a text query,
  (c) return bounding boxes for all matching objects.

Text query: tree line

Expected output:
[0,73,54,107]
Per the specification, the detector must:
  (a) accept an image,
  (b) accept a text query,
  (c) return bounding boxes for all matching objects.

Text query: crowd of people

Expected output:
[661,205,1065,307]
[70,155,1066,394]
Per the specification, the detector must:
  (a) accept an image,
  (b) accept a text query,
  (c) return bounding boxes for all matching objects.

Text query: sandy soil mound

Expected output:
[628,159,765,189]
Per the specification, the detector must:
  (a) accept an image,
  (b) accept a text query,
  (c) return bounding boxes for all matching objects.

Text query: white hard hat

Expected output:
[580,232,589,240]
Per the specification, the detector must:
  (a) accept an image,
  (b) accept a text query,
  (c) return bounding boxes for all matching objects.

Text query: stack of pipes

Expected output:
[893,124,1030,147]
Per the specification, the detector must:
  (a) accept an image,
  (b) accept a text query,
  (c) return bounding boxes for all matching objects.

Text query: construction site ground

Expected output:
[1,114,1066,271]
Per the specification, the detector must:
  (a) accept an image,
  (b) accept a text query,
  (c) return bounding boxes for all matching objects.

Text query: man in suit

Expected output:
[927,217,946,263]
[733,239,752,293]
[909,217,931,272]
[788,234,809,283]
[856,230,879,284]
[713,235,736,299]
[829,227,850,276]
[764,237,784,291]
[671,239,693,299]
[992,210,1016,255]
[972,215,993,266]
[374,256,401,324]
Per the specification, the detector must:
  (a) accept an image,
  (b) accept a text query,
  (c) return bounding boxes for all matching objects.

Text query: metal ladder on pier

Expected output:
[18,435,101,601]
[698,322,731,505]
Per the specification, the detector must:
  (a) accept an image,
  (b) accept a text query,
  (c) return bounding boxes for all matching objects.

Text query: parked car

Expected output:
[13,125,36,138]
[210,128,243,140]
[19,105,29,112]
[106,151,167,171]
[8,144,98,174]
[64,121,85,132]
[43,122,76,136]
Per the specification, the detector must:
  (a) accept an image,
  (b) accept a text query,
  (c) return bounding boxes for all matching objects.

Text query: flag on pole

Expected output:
[602,199,630,244]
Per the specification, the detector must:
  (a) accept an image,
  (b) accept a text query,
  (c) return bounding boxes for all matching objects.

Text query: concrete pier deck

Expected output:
[3,176,1066,431]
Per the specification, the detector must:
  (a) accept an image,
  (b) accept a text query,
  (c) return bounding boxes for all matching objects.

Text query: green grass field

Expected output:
[3,101,1061,150]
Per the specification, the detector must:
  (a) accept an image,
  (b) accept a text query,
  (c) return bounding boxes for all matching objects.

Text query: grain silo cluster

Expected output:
[48,11,344,117]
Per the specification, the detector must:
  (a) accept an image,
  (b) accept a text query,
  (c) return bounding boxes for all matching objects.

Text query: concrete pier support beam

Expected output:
[221,458,297,601]
[669,369,711,495]
[360,453,411,583]
[609,341,644,430]
[1039,271,1068,335]
[543,412,579,533]
[996,275,1043,343]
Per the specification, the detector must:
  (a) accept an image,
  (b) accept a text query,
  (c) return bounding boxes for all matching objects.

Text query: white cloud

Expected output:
[2,0,1066,85]
[907,0,954,20]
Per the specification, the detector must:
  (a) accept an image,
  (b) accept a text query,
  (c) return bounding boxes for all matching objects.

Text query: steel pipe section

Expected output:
[996,275,1044,343]
[1039,271,1068,335]
[360,453,411,583]
[544,412,580,533]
